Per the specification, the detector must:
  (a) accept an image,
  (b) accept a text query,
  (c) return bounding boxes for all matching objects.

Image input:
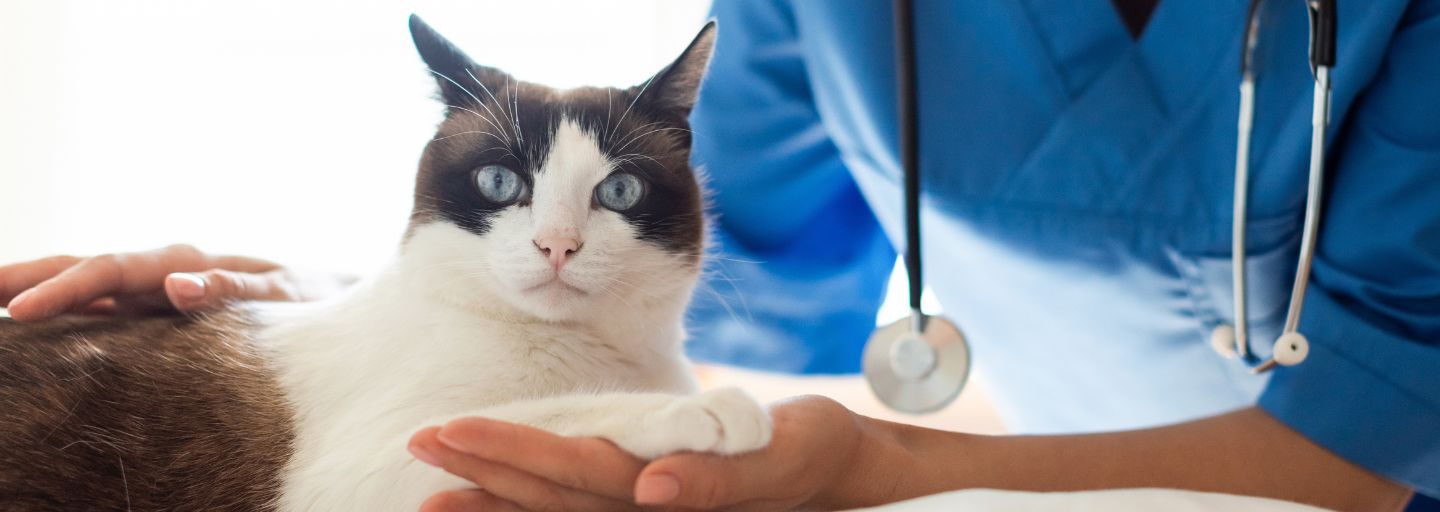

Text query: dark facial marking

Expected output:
[405,15,716,257]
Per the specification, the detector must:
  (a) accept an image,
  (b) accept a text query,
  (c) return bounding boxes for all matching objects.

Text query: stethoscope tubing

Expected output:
[894,0,924,324]
[1229,0,1335,372]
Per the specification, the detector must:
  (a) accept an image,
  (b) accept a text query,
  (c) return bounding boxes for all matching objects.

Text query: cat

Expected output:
[0,15,771,511]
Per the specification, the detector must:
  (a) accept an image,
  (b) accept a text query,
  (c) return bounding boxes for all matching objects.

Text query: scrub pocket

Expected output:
[1179,236,1300,361]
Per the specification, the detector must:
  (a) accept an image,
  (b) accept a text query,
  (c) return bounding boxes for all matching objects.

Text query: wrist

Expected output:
[808,414,917,510]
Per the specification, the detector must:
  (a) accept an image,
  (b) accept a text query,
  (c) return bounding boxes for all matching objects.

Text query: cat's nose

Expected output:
[534,237,582,270]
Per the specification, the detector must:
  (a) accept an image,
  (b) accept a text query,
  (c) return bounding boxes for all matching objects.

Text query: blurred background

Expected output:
[0,0,1002,434]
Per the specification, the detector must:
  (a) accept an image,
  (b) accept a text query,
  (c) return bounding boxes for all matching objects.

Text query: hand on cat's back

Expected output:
[0,244,349,321]
[410,395,870,512]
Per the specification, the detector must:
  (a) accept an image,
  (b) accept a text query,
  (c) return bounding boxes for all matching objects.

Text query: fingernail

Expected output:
[435,428,472,454]
[8,289,33,309]
[634,473,680,505]
[409,442,441,466]
[169,273,206,300]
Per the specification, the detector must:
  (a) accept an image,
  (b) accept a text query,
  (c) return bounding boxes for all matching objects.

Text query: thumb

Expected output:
[634,454,765,510]
[164,269,300,311]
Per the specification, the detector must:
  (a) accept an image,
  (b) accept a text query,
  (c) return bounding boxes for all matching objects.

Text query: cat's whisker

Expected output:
[427,131,510,149]
[703,255,762,264]
[410,191,478,211]
[605,88,614,142]
[608,73,659,142]
[613,123,692,156]
[698,278,749,325]
[602,273,671,305]
[696,267,748,312]
[610,153,667,169]
[465,69,518,145]
[696,261,754,323]
[588,273,663,301]
[594,282,638,310]
[622,126,691,153]
[572,269,659,303]
[452,74,515,145]
[443,104,513,147]
[430,69,512,146]
[610,120,665,152]
[507,77,524,146]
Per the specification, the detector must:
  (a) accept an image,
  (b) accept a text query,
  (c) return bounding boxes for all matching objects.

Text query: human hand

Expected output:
[410,395,880,511]
[0,244,350,322]
[408,420,647,511]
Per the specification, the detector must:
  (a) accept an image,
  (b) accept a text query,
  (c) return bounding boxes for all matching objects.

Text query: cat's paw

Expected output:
[628,387,772,459]
[689,387,773,455]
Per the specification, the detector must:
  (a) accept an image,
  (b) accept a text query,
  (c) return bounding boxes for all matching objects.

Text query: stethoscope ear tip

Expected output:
[1211,324,1310,369]
[1273,332,1310,366]
[1209,324,1239,359]
[1222,316,1316,372]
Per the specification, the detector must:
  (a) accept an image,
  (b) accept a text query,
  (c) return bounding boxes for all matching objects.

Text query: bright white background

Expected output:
[0,1,1000,433]
[0,0,713,274]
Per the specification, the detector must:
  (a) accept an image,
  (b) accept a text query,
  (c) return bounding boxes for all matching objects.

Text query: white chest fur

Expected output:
[258,231,738,511]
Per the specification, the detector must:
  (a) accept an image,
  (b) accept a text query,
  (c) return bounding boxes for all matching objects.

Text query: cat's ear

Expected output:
[409,14,509,107]
[634,21,717,121]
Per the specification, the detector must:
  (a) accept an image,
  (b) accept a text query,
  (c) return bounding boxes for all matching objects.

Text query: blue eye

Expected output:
[595,173,645,211]
[474,164,523,204]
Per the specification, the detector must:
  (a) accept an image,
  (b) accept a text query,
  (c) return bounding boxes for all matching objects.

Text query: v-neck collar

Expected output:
[1110,0,1163,39]
[991,1,1251,217]
[1016,0,1135,101]
[1136,0,1249,116]
[1016,0,1246,116]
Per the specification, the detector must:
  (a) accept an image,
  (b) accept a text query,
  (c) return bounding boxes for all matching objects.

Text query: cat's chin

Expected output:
[523,279,590,303]
[509,280,594,321]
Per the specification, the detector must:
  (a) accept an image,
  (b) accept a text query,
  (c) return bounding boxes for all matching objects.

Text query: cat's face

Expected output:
[403,16,713,322]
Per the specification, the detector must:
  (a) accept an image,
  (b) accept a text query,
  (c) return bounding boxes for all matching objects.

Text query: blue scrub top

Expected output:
[683,0,1440,498]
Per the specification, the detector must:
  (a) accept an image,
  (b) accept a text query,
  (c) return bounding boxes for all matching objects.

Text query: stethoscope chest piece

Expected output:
[864,314,971,414]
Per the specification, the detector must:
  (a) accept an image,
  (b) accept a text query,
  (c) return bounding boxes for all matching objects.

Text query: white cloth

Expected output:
[851,488,1329,512]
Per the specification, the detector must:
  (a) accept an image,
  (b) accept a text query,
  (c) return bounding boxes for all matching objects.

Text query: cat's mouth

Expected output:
[522,277,589,296]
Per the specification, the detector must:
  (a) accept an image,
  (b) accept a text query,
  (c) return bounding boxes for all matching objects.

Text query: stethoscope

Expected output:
[864,0,1338,414]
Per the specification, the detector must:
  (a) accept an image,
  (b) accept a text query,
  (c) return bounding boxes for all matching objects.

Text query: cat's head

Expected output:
[402,15,714,322]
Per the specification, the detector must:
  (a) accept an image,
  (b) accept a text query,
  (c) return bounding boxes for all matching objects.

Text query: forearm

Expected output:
[821,407,1411,512]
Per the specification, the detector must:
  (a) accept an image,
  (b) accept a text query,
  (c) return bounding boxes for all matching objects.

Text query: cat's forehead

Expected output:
[433,83,682,172]
[520,117,615,212]
[538,118,609,185]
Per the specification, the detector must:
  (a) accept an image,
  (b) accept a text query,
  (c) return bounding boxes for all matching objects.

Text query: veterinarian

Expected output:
[2,0,1436,511]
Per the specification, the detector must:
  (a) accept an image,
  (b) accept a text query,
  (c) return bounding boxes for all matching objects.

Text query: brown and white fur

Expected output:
[0,16,769,511]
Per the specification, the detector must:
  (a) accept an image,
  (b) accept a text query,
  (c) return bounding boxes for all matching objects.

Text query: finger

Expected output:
[209,254,284,274]
[635,453,778,509]
[420,489,526,512]
[0,255,82,304]
[410,427,634,512]
[165,269,301,311]
[6,246,215,322]
[435,417,644,501]
[75,298,119,316]
[7,256,131,322]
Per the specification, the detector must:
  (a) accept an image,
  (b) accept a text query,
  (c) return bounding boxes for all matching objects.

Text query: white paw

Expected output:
[630,387,772,459]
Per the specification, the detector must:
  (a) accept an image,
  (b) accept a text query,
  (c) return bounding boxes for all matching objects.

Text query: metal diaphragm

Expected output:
[863,314,971,414]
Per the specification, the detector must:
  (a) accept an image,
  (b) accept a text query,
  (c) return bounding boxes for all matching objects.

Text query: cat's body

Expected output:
[0,16,767,511]
[0,311,292,510]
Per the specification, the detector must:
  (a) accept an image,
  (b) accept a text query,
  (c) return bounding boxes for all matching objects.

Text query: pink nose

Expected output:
[534,237,582,270]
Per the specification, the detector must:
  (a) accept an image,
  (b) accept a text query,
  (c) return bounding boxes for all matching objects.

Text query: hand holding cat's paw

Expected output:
[628,387,772,459]
[632,396,866,510]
